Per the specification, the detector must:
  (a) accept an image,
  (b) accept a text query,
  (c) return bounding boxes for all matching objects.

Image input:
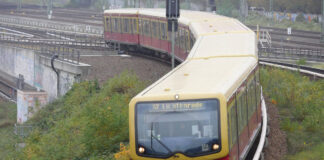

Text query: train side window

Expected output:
[256,70,261,107]
[133,18,137,34]
[152,21,156,38]
[106,17,110,33]
[110,17,113,32]
[118,18,122,33]
[121,17,124,33]
[104,16,107,32]
[139,18,143,35]
[168,29,172,42]
[175,28,180,47]
[143,20,147,36]
[148,20,152,37]
[143,20,146,36]
[124,18,129,33]
[178,29,181,47]
[112,18,117,33]
[190,31,195,49]
[115,17,118,33]
[237,89,247,134]
[114,17,117,33]
[146,20,149,36]
[228,100,237,149]
[178,28,182,49]
[156,21,160,39]
[144,20,151,37]
[186,29,190,52]
[160,22,167,40]
[247,78,256,119]
[130,18,133,34]
[181,28,186,50]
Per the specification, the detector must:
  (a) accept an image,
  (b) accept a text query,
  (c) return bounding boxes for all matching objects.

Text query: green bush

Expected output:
[296,13,305,22]
[0,101,17,159]
[261,67,324,157]
[216,0,236,17]
[10,71,145,160]
[287,143,324,160]
[296,58,307,66]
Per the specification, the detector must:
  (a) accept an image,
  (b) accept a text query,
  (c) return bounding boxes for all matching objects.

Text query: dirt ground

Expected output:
[79,55,171,85]
[264,99,288,160]
[0,96,7,102]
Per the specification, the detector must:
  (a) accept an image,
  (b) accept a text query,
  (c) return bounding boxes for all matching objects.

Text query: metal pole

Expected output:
[171,20,175,69]
[321,0,324,43]
[187,0,190,10]
[17,0,22,11]
[270,0,273,22]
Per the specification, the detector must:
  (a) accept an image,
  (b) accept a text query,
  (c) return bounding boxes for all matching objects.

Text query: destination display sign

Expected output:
[148,101,205,113]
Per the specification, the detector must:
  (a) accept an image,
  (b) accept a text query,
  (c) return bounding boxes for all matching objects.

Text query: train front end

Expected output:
[129,94,229,160]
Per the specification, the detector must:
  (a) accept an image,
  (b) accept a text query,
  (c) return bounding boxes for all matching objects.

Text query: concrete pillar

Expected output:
[17,90,47,124]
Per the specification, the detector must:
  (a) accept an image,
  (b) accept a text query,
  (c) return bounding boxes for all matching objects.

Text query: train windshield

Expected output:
[136,99,220,157]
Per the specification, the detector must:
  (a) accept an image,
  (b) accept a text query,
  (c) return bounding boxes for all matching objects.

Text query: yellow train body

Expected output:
[104,8,259,160]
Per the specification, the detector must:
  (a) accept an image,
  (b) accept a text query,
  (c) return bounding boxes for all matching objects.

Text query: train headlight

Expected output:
[212,144,220,150]
[138,147,145,153]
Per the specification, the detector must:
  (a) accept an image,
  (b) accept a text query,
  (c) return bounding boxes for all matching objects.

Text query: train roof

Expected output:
[104,8,258,101]
[138,57,257,101]
[104,8,253,40]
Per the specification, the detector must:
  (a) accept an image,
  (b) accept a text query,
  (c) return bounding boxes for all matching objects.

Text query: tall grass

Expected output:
[0,100,17,159]
[261,67,324,159]
[7,71,146,160]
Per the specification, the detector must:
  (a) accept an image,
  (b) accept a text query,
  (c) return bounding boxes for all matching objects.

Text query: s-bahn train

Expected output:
[103,9,266,160]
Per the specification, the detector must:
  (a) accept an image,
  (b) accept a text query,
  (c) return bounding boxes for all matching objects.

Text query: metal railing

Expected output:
[14,124,33,138]
[259,47,324,62]
[0,32,106,48]
[0,15,103,36]
[0,35,82,64]
[258,29,272,48]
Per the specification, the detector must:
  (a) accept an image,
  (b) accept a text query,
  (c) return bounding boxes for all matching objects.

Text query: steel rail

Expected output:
[253,90,267,160]
[259,60,324,78]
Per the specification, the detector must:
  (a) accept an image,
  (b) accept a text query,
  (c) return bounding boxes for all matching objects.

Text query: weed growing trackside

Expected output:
[6,71,146,160]
[0,100,17,159]
[260,67,324,159]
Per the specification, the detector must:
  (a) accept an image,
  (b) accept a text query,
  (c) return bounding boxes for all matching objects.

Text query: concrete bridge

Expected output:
[0,44,90,124]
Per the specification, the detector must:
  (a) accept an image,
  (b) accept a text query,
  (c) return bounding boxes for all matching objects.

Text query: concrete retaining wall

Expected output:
[0,44,90,102]
[0,44,90,123]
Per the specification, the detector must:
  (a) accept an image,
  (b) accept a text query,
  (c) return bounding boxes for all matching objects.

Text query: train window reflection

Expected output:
[136,99,220,157]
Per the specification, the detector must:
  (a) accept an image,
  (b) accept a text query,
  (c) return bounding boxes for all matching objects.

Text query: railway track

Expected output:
[2,27,323,79]
[0,5,103,27]
[249,25,320,38]
[259,59,324,79]
[250,25,324,50]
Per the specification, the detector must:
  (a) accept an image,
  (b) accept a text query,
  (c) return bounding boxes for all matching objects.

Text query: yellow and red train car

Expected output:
[103,9,267,160]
